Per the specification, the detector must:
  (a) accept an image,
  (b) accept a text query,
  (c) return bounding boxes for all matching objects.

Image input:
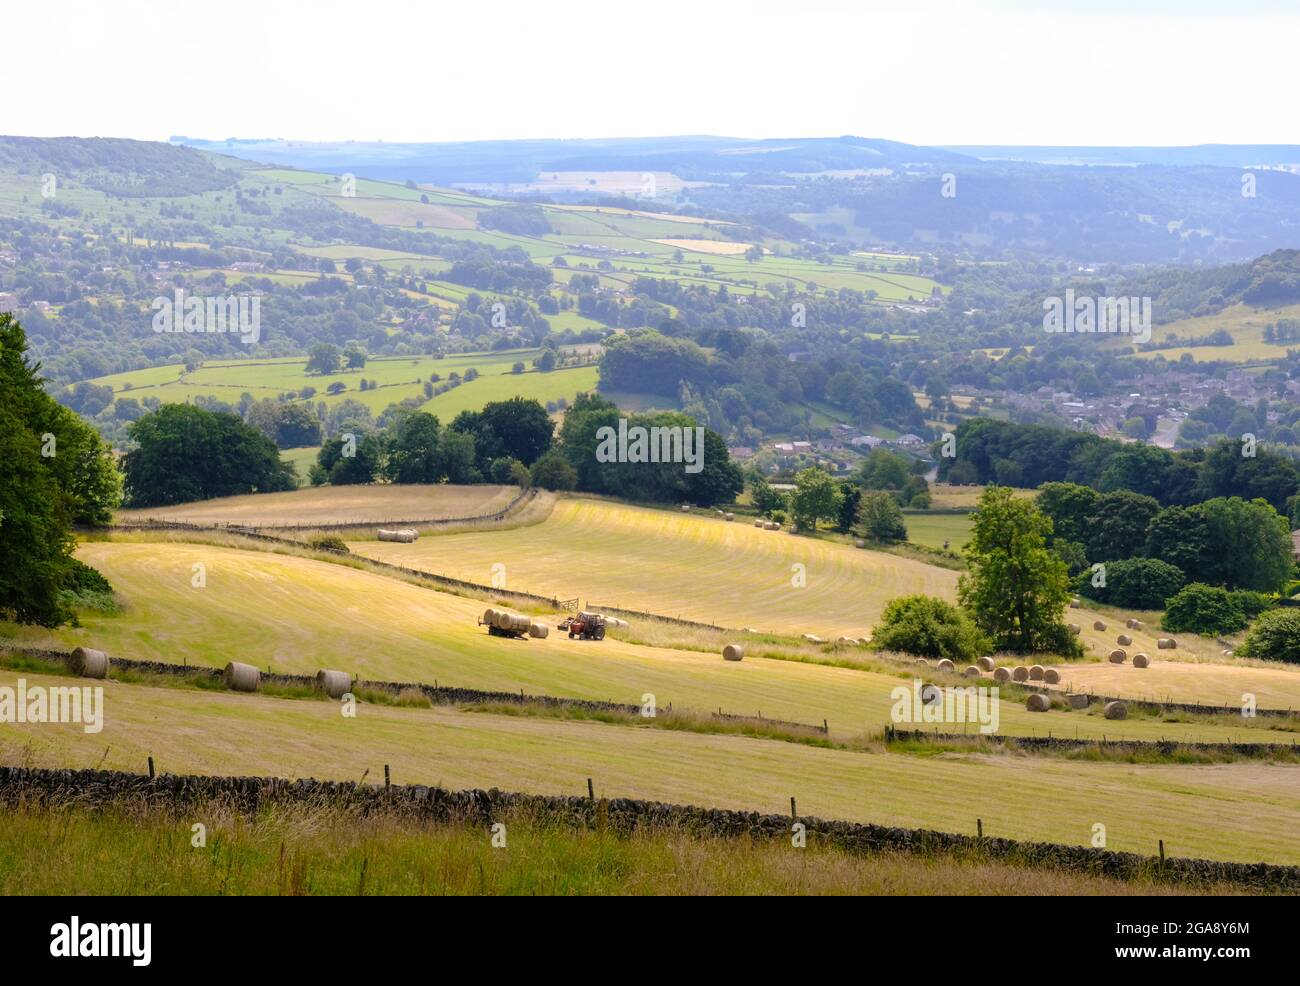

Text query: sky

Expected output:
[5,0,1297,147]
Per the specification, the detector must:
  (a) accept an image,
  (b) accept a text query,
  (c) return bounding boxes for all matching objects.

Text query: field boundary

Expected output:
[885,726,1298,756]
[2,765,1296,891]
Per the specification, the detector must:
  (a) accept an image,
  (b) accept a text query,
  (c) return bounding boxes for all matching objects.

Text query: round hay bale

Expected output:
[68,646,109,679]
[914,657,930,665]
[936,658,956,673]
[836,636,856,647]
[1067,693,1090,709]
[1026,693,1051,713]
[722,643,744,662]
[315,669,351,699]
[1157,637,1177,650]
[963,665,981,678]
[1011,666,1029,682]
[765,521,780,531]
[853,538,866,548]
[1117,633,1133,646]
[977,656,996,672]
[1132,653,1150,668]
[681,504,691,512]
[753,519,764,528]
[993,667,1011,683]
[724,512,734,521]
[1125,618,1143,630]
[1068,623,1081,635]
[1108,649,1127,664]
[1029,664,1045,681]
[1069,597,1081,608]
[1093,620,1107,631]
[528,622,550,639]
[223,661,260,693]
[1043,668,1061,684]
[483,607,499,626]
[1103,700,1128,721]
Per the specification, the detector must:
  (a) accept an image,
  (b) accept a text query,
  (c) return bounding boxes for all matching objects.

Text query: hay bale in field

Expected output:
[936,658,956,673]
[68,646,109,679]
[681,504,691,512]
[528,622,550,639]
[977,656,995,672]
[853,538,866,548]
[963,665,981,678]
[493,611,530,632]
[1157,637,1177,649]
[1125,618,1143,630]
[724,512,734,521]
[483,607,499,626]
[1108,649,1127,664]
[1103,700,1128,720]
[1011,666,1029,682]
[315,669,351,699]
[836,636,857,647]
[1132,653,1150,668]
[1093,620,1107,631]
[1067,693,1090,710]
[753,519,764,528]
[722,643,744,662]
[1069,597,1081,608]
[1042,667,1061,684]
[1028,664,1045,681]
[1117,634,1133,646]
[376,528,417,543]
[1026,693,1051,713]
[993,667,1011,683]
[1068,623,1081,635]
[744,627,759,633]
[764,521,780,531]
[223,661,260,693]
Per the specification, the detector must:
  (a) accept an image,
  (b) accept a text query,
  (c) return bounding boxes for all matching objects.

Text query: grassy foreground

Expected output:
[0,801,1254,896]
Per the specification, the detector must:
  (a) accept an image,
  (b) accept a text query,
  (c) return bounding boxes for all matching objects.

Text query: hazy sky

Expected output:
[6,0,1296,146]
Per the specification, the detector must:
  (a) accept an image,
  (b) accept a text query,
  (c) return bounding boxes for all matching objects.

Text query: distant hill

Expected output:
[0,135,240,197]
[942,144,1300,169]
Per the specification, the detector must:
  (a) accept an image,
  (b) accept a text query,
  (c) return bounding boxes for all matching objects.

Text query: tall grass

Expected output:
[0,799,1257,896]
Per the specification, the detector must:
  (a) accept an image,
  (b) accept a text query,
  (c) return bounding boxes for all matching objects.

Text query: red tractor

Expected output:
[560,612,607,640]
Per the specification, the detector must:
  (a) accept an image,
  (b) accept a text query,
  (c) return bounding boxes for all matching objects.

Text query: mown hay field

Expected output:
[115,483,516,527]
[9,540,1299,745]
[3,668,1298,865]
[350,497,959,636]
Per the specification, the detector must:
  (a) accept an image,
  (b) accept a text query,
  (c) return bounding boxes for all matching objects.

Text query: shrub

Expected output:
[1237,609,1300,663]
[1161,583,1247,635]
[1076,557,1184,610]
[870,595,989,662]
[306,534,349,553]
[1230,589,1272,619]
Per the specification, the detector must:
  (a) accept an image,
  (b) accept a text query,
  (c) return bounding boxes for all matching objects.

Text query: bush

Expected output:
[62,558,113,596]
[1230,589,1272,619]
[529,449,577,491]
[870,595,989,662]
[306,534,349,553]
[1161,583,1248,635]
[1237,609,1300,663]
[1076,557,1184,610]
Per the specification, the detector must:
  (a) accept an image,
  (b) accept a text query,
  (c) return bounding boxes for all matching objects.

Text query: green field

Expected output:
[1125,302,1300,364]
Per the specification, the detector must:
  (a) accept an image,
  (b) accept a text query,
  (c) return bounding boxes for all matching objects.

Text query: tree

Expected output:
[384,412,443,484]
[1199,497,1293,593]
[313,433,382,486]
[1161,583,1249,635]
[958,486,1080,656]
[343,342,367,369]
[857,491,907,542]
[1237,609,1300,664]
[1085,489,1160,562]
[1076,557,1184,610]
[836,482,862,532]
[530,449,577,491]
[1036,482,1100,546]
[122,404,295,507]
[789,468,842,532]
[452,397,554,469]
[306,343,342,375]
[750,474,787,518]
[870,595,989,661]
